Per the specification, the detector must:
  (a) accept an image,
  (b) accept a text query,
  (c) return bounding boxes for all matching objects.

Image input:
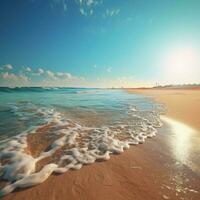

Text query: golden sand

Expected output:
[2,88,200,200]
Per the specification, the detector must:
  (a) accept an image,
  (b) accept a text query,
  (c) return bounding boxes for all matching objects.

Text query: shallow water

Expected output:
[0,88,163,138]
[161,116,200,176]
[0,87,164,196]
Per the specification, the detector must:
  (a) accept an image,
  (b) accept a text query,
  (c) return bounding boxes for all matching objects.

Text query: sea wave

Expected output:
[0,87,96,93]
[0,105,163,196]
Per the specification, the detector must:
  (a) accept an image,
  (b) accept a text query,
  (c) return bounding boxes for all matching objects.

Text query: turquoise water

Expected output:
[0,87,160,139]
[0,87,165,196]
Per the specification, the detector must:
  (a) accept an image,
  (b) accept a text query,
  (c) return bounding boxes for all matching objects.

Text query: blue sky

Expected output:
[0,0,200,87]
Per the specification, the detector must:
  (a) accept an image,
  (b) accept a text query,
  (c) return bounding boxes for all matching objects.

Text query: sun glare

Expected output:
[169,48,195,66]
[163,46,198,84]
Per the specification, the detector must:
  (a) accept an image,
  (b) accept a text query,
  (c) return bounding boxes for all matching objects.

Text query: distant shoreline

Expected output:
[0,84,200,90]
[125,86,200,90]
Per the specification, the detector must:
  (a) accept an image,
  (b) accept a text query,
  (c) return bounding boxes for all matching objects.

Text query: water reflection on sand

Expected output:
[160,116,200,197]
[161,116,200,175]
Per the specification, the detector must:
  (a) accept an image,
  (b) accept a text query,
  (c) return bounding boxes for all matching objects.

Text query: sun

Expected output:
[163,46,198,84]
[168,47,195,67]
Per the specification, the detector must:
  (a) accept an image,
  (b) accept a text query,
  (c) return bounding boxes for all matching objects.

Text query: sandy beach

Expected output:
[1,0,200,199]
[126,88,200,130]
[2,88,200,200]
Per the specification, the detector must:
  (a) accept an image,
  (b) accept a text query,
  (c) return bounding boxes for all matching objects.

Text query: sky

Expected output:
[0,0,200,87]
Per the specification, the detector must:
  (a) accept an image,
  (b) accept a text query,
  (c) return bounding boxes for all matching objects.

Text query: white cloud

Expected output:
[25,67,32,72]
[77,0,97,7]
[46,0,120,18]
[86,0,93,7]
[46,70,76,81]
[19,74,29,82]
[56,72,72,79]
[76,0,101,16]
[107,67,112,72]
[38,68,44,74]
[0,64,86,87]
[80,8,86,15]
[33,0,122,19]
[46,70,55,78]
[49,0,97,16]
[1,72,29,82]
[103,9,120,18]
[2,72,16,79]
[5,64,13,70]
[79,7,93,16]
[63,1,67,11]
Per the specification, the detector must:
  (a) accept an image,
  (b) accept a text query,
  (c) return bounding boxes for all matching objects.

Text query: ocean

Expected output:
[0,87,164,196]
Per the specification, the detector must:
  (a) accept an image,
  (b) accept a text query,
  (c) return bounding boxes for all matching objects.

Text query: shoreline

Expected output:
[2,89,200,200]
[2,124,200,200]
[126,88,200,131]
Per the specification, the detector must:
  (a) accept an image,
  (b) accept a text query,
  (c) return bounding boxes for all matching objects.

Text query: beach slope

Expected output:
[2,88,200,200]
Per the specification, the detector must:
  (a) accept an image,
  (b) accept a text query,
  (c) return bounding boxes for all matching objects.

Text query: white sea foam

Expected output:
[0,105,163,196]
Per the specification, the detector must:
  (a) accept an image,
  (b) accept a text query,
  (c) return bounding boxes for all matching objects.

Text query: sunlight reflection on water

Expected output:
[161,116,200,196]
[161,116,197,165]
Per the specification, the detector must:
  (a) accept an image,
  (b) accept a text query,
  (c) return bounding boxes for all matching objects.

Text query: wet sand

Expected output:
[126,88,200,130]
[2,89,200,200]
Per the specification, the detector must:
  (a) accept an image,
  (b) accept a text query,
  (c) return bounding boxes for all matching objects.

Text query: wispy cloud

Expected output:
[1,72,29,82]
[0,64,13,71]
[34,68,80,81]
[23,67,32,72]
[32,0,121,20]
[102,9,120,18]
[19,74,29,82]
[46,70,55,79]
[78,0,101,16]
[0,64,86,87]
[56,72,72,79]
[48,0,103,17]
[80,8,86,16]
[5,64,13,70]
[45,70,77,80]
[2,72,16,79]
[76,0,101,8]
[38,68,44,75]
[0,64,13,70]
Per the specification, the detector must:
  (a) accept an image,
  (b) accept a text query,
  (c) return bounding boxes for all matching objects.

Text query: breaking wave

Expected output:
[0,104,163,196]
